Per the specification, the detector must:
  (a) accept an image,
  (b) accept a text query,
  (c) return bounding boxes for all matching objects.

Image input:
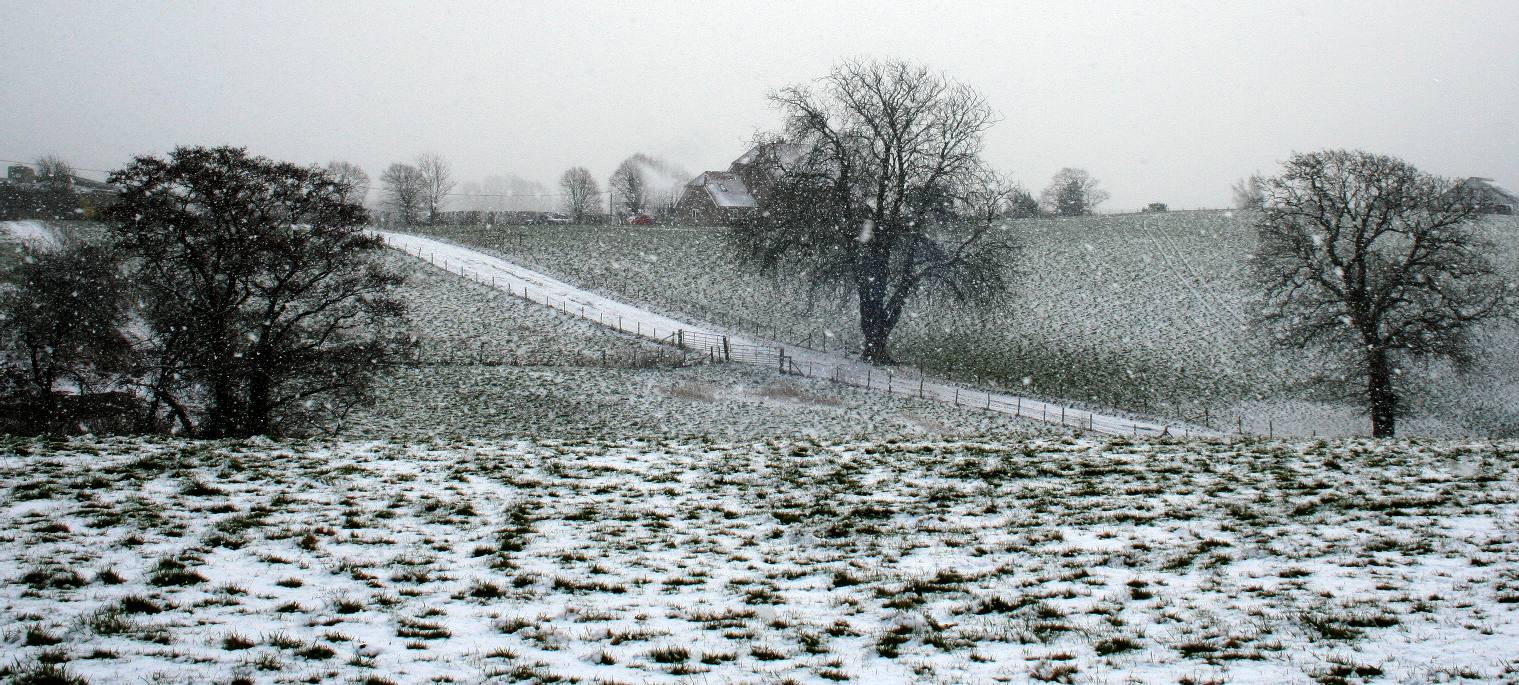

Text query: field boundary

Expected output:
[380,230,1219,438]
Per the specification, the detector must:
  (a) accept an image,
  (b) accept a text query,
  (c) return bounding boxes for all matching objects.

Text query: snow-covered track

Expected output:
[376,229,1215,438]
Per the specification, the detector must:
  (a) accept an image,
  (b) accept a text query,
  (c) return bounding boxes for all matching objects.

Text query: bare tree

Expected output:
[34,155,74,191]
[380,163,425,224]
[106,146,409,438]
[960,169,1016,225]
[416,153,455,224]
[733,58,1014,364]
[1040,167,1108,216]
[1251,149,1517,437]
[609,158,647,218]
[1232,173,1264,210]
[326,161,370,206]
[559,166,600,223]
[32,155,78,218]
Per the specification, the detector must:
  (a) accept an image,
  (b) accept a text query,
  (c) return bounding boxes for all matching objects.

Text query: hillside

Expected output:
[352,251,1052,441]
[410,212,1519,438]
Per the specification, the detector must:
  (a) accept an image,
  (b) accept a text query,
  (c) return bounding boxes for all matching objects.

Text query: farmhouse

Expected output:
[1461,177,1518,214]
[674,171,757,225]
[675,142,811,226]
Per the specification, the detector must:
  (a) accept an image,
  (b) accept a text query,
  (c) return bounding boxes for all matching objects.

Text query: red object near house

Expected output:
[628,213,655,225]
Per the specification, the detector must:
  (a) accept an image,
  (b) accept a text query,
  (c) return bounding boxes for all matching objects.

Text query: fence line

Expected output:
[391,238,1251,438]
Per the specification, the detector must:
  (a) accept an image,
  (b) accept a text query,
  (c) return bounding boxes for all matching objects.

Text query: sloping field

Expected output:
[358,251,1050,441]
[3,434,1516,684]
[411,213,1519,437]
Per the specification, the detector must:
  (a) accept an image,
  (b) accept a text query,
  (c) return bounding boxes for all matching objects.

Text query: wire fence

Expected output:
[390,237,1239,438]
[401,344,704,369]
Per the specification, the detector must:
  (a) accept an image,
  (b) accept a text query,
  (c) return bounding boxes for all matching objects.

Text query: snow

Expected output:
[1,220,60,248]
[2,435,1515,684]
[376,230,1206,439]
[690,172,758,208]
[405,214,1519,439]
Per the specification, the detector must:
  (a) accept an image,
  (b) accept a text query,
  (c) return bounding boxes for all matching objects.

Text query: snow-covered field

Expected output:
[3,435,1517,684]
[378,230,1191,438]
[369,250,1050,441]
[409,213,1519,438]
[4,220,1519,684]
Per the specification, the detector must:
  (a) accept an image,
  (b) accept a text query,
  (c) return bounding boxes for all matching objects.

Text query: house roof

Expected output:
[687,171,757,209]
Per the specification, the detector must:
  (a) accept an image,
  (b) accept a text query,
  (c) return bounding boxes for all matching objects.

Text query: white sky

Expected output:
[3,0,1516,211]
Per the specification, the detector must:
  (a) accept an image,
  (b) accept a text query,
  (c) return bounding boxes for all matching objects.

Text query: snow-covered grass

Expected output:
[409,213,1519,438]
[350,364,1049,442]
[373,250,1050,441]
[3,434,1517,684]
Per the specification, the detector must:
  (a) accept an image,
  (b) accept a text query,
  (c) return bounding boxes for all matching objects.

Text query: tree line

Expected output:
[1,146,410,437]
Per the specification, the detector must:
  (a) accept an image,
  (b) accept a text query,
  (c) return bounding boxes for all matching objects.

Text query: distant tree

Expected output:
[0,238,133,434]
[416,153,455,224]
[1144,202,1168,213]
[733,58,1015,364]
[1251,149,1517,437]
[33,155,79,218]
[381,163,426,224]
[1232,173,1264,210]
[1005,186,1041,219]
[609,158,648,218]
[1040,167,1108,216]
[106,146,409,438]
[34,155,74,192]
[559,167,600,223]
[326,161,370,207]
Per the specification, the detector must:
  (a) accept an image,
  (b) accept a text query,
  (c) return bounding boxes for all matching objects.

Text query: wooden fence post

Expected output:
[777,347,785,374]
[722,336,731,361]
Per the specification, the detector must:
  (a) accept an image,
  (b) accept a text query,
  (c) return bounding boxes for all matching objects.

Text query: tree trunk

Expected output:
[860,301,894,364]
[857,246,896,365]
[1366,347,1397,438]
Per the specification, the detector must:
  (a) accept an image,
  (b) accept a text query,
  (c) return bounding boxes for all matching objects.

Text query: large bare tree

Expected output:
[380,163,425,224]
[733,58,1013,364]
[326,160,371,207]
[416,153,456,224]
[1252,149,1516,437]
[559,166,600,223]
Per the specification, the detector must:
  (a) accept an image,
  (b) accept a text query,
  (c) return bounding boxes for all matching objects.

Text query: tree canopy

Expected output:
[733,58,1015,364]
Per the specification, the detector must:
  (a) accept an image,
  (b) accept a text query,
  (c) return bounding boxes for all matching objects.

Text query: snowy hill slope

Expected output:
[353,251,1051,441]
[412,213,1519,438]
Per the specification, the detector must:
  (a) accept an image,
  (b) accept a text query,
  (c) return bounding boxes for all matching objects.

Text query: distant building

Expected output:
[675,142,810,226]
[6,165,37,184]
[1461,177,1518,215]
[675,171,757,225]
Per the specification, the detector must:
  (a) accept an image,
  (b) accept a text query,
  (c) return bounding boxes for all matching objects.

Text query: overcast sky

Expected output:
[3,0,1516,211]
